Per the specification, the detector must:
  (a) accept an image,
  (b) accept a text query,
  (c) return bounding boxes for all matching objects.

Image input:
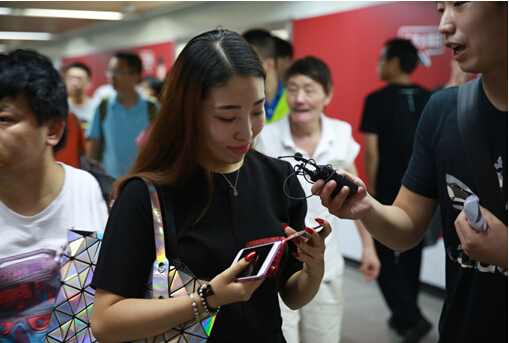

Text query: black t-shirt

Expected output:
[402,79,508,342]
[360,84,432,205]
[92,150,307,343]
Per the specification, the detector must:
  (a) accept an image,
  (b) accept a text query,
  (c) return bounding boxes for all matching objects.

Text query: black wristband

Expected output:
[198,283,220,316]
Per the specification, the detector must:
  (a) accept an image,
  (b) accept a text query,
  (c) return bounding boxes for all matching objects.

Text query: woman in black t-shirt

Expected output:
[90,29,331,343]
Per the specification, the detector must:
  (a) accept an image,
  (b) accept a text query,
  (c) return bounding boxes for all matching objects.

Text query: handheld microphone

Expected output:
[278,153,358,198]
[293,152,306,162]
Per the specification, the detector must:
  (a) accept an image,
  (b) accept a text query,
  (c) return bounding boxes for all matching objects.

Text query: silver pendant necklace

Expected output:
[220,169,240,196]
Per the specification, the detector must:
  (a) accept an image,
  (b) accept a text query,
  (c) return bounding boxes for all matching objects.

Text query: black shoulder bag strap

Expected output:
[457,77,507,225]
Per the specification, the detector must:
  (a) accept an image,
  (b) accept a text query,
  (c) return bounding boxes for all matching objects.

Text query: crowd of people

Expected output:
[0,2,506,343]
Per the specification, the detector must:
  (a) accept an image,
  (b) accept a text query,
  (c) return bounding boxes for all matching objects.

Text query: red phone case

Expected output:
[243,225,322,278]
[244,237,286,278]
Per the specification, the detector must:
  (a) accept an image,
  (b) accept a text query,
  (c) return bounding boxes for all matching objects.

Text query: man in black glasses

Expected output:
[86,51,157,178]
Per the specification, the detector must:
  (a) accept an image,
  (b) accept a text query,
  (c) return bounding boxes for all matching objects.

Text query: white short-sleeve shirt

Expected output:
[0,163,109,260]
[256,113,360,281]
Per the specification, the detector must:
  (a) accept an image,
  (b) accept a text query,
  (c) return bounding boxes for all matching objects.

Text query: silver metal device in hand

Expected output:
[464,195,487,232]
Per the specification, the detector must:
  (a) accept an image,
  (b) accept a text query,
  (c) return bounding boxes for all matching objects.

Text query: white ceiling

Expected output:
[0,1,195,49]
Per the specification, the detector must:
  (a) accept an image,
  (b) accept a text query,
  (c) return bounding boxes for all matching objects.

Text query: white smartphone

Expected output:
[231,241,282,282]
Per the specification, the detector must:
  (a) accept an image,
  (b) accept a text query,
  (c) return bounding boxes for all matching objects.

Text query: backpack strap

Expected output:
[96,97,109,162]
[87,169,115,213]
[457,77,507,225]
[99,97,109,121]
[96,97,157,162]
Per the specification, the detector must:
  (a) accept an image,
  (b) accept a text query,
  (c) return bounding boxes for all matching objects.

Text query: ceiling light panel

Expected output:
[1,8,124,20]
[0,7,12,15]
[0,31,53,40]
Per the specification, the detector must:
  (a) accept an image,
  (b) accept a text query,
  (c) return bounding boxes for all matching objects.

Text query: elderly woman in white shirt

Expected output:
[256,56,380,343]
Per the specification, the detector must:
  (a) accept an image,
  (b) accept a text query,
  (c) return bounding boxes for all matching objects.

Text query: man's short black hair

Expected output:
[275,37,293,59]
[242,29,276,60]
[65,61,92,78]
[140,76,163,97]
[114,51,142,75]
[0,49,68,152]
[384,38,419,74]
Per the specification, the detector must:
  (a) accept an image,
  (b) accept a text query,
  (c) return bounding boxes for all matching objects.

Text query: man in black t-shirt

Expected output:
[360,38,432,343]
[313,2,507,343]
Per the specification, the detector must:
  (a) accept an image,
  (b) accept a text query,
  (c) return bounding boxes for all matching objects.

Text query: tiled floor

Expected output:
[341,262,443,343]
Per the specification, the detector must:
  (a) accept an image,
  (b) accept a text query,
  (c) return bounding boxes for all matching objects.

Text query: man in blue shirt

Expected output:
[86,51,153,178]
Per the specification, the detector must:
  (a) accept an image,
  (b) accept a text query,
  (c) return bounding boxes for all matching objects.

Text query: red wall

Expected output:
[62,41,174,97]
[292,1,452,183]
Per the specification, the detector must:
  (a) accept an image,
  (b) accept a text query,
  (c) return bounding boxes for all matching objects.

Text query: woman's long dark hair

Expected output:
[114,29,265,220]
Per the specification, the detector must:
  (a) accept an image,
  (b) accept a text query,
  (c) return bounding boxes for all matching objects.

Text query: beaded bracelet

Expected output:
[189,293,201,323]
[198,284,220,316]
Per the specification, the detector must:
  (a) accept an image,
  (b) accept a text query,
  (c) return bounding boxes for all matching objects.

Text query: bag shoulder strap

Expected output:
[457,77,507,225]
[140,178,180,259]
[140,177,178,299]
[138,178,180,260]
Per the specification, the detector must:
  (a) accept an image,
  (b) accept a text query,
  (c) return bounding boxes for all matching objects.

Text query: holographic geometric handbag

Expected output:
[43,179,216,343]
[45,230,103,343]
[132,178,217,343]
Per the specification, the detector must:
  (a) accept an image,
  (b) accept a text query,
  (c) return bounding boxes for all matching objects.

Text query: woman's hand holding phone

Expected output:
[284,218,331,279]
[231,241,283,281]
[205,253,265,309]
[206,220,331,309]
